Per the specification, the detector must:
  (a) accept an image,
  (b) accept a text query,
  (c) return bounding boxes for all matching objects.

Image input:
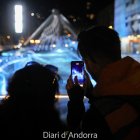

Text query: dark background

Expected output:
[0,0,114,37]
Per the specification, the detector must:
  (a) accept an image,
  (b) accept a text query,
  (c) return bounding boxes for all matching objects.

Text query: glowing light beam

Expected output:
[15,5,23,33]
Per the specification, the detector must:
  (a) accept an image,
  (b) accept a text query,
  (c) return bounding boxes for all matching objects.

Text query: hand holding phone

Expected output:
[71,61,84,87]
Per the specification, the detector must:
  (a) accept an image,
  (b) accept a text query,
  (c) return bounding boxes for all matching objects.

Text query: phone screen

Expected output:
[71,61,84,86]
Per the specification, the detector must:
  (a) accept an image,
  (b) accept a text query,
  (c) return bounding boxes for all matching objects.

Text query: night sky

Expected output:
[0,0,114,36]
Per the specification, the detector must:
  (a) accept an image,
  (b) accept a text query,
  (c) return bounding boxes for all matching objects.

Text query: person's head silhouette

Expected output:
[7,63,59,105]
[1,63,65,139]
[78,26,121,81]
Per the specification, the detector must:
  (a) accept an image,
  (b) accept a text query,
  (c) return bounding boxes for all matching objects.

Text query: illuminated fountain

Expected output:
[0,9,80,97]
[24,9,78,52]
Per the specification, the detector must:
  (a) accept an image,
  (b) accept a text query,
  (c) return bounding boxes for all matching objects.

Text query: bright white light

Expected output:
[15,5,23,33]
[65,44,69,47]
[31,13,35,16]
[7,35,10,39]
[108,25,113,29]
[136,51,140,54]
[16,43,22,48]
[52,44,56,48]
[56,49,63,53]
[35,40,40,44]
[30,40,35,44]
[72,41,76,44]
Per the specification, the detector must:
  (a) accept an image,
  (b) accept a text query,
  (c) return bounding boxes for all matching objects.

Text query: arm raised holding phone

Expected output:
[66,61,94,131]
[66,75,85,131]
[67,61,94,101]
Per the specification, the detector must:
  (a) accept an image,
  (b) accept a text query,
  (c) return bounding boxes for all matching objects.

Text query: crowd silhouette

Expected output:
[0,26,139,140]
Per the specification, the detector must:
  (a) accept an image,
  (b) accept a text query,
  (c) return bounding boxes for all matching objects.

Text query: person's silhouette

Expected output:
[66,26,140,140]
[0,63,64,139]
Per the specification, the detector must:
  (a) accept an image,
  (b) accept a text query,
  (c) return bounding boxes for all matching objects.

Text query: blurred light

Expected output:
[65,44,69,47]
[137,35,140,38]
[35,40,40,44]
[55,94,68,99]
[108,26,113,29]
[0,95,10,101]
[133,36,137,41]
[128,35,134,40]
[89,14,95,20]
[67,34,71,37]
[55,94,87,99]
[0,96,6,100]
[15,5,23,33]
[52,44,56,48]
[72,41,76,44]
[13,45,18,49]
[86,2,91,6]
[56,49,63,53]
[86,14,95,20]
[136,51,140,54]
[86,2,92,10]
[16,43,22,48]
[1,52,9,56]
[31,13,35,16]
[30,40,35,44]
[7,35,10,39]
[128,35,131,39]
[73,19,76,22]
[20,39,24,43]
[4,95,10,100]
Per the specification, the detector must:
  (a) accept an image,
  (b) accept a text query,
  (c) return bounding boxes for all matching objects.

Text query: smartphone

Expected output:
[71,61,84,86]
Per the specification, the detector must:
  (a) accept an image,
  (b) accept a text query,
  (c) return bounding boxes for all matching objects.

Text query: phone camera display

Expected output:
[71,61,84,86]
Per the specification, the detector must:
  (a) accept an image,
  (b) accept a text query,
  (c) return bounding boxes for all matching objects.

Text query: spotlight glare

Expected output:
[15,5,23,33]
